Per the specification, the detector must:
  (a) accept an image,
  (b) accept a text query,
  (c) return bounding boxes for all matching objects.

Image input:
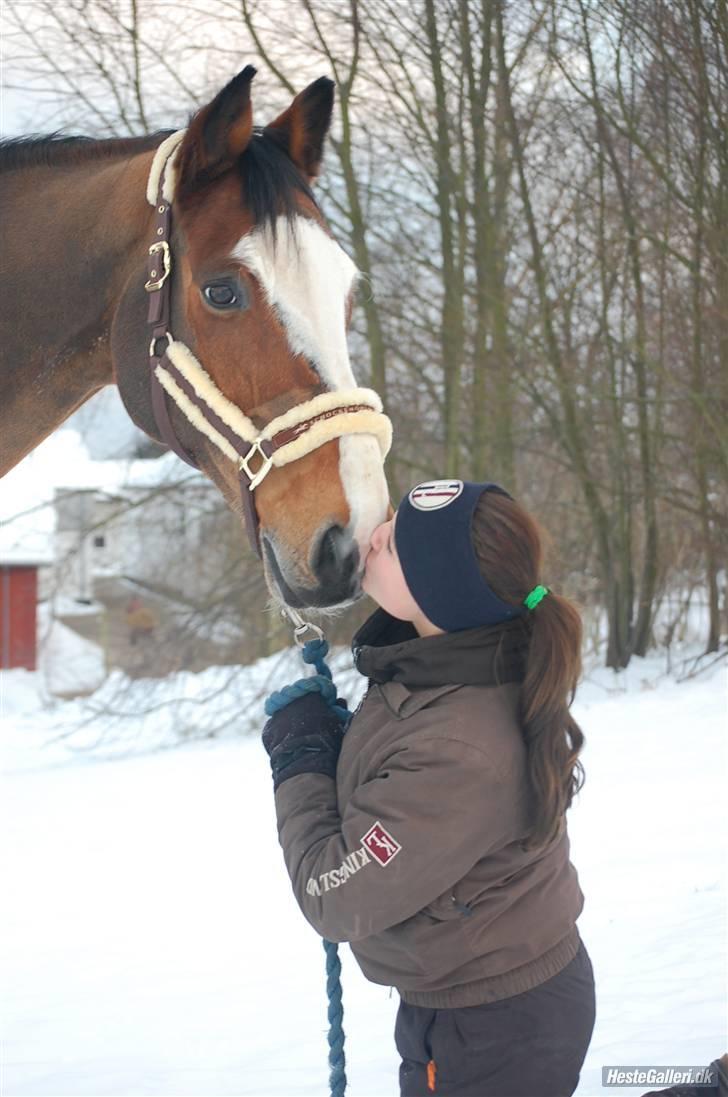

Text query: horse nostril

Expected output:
[315,524,343,574]
[313,524,358,589]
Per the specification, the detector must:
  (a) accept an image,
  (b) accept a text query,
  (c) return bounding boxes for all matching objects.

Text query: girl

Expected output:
[262,479,596,1097]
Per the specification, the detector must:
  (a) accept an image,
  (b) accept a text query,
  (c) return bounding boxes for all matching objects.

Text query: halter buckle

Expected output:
[144,241,171,291]
[239,439,273,490]
[149,331,171,359]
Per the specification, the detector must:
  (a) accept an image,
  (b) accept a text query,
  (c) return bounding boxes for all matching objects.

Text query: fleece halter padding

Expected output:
[154,340,391,471]
[145,130,185,206]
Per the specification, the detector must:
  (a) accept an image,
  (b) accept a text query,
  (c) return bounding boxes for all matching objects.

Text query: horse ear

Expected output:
[265,76,335,182]
[176,66,256,199]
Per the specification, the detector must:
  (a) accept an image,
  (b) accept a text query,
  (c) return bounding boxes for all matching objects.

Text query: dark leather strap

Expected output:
[155,352,264,462]
[240,470,263,558]
[155,349,270,556]
[145,190,200,472]
[146,201,171,328]
[269,403,374,450]
[144,178,267,555]
[149,347,199,470]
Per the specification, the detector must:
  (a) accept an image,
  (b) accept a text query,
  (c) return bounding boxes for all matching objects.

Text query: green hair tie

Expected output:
[524,584,550,610]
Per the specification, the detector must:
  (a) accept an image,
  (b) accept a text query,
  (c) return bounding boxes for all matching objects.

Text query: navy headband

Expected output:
[394,479,526,632]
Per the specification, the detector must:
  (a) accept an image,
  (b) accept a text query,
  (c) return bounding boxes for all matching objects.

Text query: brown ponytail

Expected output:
[471,491,585,849]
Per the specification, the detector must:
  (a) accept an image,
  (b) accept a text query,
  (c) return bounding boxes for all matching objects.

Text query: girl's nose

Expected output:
[370,520,387,553]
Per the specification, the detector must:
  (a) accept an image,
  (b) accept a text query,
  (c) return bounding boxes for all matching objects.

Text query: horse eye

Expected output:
[202,281,244,309]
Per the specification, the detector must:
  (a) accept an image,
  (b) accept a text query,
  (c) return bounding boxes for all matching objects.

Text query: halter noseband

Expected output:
[143,131,392,559]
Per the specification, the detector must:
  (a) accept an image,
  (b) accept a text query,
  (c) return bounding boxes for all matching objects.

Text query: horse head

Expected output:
[112,67,391,613]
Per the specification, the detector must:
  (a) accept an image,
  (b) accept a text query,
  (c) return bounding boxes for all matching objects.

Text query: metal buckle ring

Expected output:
[149,331,171,359]
[238,439,273,490]
[144,240,172,292]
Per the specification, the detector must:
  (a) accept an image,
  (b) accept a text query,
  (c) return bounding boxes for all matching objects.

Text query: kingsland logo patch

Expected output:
[409,479,463,511]
[306,845,372,896]
[362,821,402,866]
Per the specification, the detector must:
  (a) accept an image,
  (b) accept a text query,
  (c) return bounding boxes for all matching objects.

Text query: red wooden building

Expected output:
[0,560,41,671]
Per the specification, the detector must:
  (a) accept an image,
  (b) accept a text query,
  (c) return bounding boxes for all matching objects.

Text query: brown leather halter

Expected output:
[142,137,391,559]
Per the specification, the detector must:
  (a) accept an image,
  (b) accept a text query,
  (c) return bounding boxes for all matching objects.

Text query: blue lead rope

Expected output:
[264,637,351,728]
[264,636,351,1097]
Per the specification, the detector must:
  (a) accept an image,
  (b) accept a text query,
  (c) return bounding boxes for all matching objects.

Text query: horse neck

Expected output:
[0,150,156,473]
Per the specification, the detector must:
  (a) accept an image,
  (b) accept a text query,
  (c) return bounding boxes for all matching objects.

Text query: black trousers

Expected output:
[395,938,596,1097]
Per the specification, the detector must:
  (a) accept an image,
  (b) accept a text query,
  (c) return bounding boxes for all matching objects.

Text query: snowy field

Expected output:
[1,648,726,1097]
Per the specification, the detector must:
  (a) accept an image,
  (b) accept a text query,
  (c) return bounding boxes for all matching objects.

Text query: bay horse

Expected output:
[0,67,392,613]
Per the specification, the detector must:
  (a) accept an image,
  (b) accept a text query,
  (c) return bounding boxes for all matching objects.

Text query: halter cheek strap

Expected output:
[142,132,392,559]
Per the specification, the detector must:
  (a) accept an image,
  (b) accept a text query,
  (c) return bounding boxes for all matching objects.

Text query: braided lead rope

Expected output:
[324,938,346,1097]
[264,635,350,1097]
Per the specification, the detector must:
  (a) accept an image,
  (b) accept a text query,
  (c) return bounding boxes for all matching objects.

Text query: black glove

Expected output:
[262,691,346,791]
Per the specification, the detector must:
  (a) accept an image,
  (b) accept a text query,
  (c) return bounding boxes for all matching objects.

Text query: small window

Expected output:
[93,535,105,548]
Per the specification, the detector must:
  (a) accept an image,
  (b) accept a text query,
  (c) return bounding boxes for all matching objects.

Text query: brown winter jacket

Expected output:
[273,607,585,1008]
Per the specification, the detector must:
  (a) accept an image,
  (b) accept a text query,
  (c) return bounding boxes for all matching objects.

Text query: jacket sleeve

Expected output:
[272,736,524,943]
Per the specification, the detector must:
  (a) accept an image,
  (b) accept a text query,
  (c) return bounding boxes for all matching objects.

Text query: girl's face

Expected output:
[362,510,445,637]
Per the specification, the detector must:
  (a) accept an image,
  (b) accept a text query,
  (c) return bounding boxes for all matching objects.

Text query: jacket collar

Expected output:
[375,680,464,719]
[352,607,529,692]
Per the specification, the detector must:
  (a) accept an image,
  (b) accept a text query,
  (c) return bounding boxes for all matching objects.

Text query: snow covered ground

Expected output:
[1,649,726,1097]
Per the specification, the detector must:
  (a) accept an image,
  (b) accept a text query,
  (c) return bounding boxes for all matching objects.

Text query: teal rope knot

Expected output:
[264,633,350,1097]
[301,635,333,675]
[264,637,351,727]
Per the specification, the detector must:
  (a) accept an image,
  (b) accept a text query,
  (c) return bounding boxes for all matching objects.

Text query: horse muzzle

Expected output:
[263,523,363,609]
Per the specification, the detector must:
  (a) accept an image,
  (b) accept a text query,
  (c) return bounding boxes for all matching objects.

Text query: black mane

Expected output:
[0,131,173,173]
[0,128,319,230]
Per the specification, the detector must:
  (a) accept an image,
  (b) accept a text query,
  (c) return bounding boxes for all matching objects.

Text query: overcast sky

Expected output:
[0,2,60,137]
[0,83,36,136]
[0,0,311,139]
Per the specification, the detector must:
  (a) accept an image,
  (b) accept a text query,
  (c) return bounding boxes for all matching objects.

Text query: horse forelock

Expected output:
[173,128,318,232]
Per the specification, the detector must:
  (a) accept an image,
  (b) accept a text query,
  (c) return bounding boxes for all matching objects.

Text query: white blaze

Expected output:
[339,433,390,562]
[232,216,358,388]
[231,216,389,564]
